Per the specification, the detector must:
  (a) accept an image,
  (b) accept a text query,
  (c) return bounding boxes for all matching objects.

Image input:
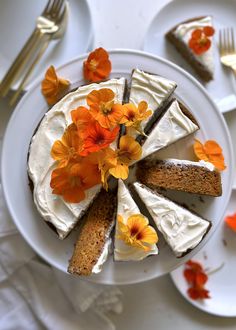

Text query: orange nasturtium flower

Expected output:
[51,124,82,168]
[116,214,158,251]
[41,65,70,105]
[83,47,111,82]
[87,88,123,129]
[120,101,152,134]
[79,122,120,156]
[193,139,226,171]
[98,135,142,189]
[50,160,101,203]
[183,260,210,300]
[71,106,96,138]
[188,26,215,55]
[224,213,236,232]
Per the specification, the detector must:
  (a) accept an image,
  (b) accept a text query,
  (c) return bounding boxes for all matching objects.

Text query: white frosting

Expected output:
[140,100,199,160]
[173,16,214,74]
[134,183,210,257]
[114,180,158,261]
[28,78,126,239]
[162,158,215,171]
[128,69,176,136]
[92,239,111,274]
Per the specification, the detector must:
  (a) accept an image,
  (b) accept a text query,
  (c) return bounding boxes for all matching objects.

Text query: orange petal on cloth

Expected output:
[51,124,82,168]
[225,213,236,232]
[83,47,111,82]
[193,139,226,171]
[41,65,70,105]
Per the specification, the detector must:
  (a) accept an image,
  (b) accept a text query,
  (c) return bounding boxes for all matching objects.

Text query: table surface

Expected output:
[1,0,236,328]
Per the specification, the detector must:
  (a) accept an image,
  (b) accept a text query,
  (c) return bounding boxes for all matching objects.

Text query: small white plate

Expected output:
[0,0,93,89]
[171,189,236,317]
[143,0,236,104]
[1,50,234,285]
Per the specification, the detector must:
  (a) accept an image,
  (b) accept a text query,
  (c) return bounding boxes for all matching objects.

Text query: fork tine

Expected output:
[43,0,54,15]
[231,28,235,52]
[219,29,223,55]
[227,28,232,53]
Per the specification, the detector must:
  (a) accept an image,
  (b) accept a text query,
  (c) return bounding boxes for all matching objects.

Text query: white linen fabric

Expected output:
[0,183,122,330]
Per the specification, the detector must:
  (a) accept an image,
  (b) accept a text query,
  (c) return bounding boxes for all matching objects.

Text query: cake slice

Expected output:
[114,180,158,261]
[68,189,117,276]
[138,99,199,161]
[28,78,126,239]
[166,16,215,82]
[136,158,222,197]
[133,182,211,257]
[127,68,177,137]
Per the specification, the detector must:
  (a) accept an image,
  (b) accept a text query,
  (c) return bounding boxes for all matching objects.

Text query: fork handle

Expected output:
[0,28,42,97]
[9,35,51,106]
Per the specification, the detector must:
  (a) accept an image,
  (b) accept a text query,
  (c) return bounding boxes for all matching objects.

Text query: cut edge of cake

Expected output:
[136,158,222,197]
[68,189,117,276]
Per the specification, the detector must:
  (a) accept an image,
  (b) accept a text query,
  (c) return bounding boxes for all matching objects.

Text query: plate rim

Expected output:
[1,49,234,285]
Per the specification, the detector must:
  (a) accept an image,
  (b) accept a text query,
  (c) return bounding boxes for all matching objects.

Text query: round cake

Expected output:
[28,68,221,276]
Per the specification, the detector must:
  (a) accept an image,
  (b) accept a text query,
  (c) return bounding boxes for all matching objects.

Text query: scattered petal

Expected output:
[41,65,70,105]
[83,48,111,82]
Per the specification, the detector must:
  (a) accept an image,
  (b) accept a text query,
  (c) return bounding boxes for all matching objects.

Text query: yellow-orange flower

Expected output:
[193,139,226,171]
[83,47,111,82]
[120,101,152,134]
[87,88,123,129]
[97,148,117,190]
[50,160,101,203]
[41,65,70,105]
[98,136,142,188]
[116,214,158,251]
[51,124,82,167]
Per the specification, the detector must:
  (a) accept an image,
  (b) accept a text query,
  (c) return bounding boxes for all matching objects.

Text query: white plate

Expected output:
[143,0,236,103]
[1,50,234,285]
[0,0,93,89]
[171,189,236,317]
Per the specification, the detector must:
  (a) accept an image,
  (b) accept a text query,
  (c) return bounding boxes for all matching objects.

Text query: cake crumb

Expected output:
[199,196,205,203]
[203,251,208,260]
[222,238,227,247]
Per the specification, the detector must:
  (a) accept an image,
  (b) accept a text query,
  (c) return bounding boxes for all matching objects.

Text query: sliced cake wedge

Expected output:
[114,180,158,261]
[127,68,177,137]
[166,16,215,82]
[133,182,211,257]
[68,189,117,276]
[136,158,222,197]
[139,99,199,161]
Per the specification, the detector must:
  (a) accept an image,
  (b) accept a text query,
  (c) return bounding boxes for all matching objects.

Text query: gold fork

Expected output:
[9,1,68,106]
[219,28,236,74]
[0,0,66,98]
